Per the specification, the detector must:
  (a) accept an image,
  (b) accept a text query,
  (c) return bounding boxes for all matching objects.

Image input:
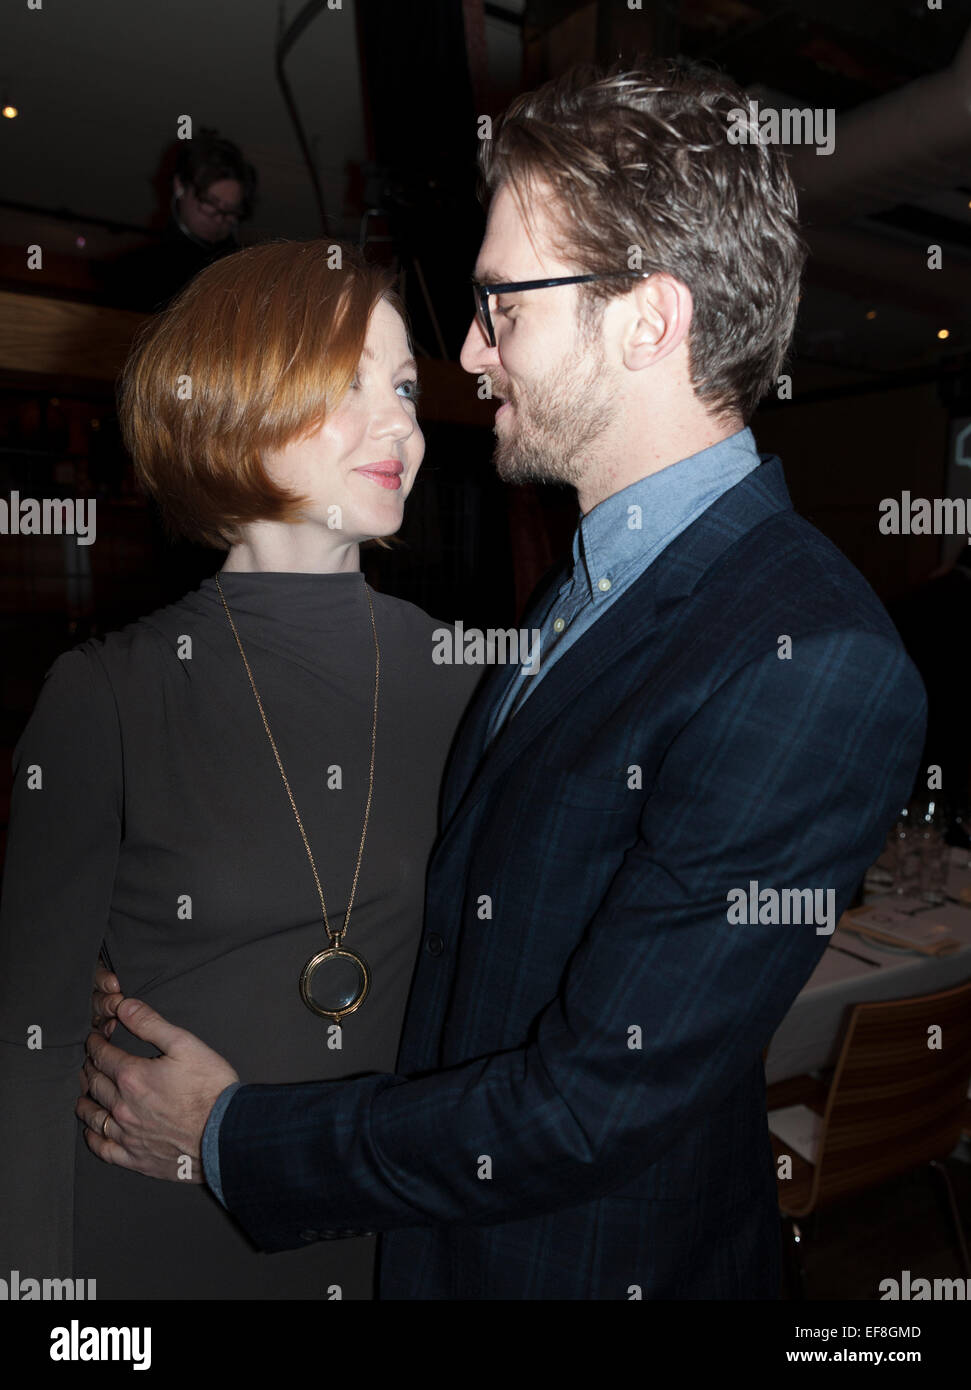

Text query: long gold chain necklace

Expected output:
[215,572,379,1024]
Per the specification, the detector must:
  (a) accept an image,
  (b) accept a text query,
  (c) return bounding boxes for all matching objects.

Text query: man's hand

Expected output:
[75,996,239,1184]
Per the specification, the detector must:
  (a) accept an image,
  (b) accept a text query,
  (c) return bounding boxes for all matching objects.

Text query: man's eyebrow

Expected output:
[473,267,513,284]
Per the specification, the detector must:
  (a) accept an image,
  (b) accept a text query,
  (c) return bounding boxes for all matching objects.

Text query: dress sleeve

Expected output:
[0,646,123,1276]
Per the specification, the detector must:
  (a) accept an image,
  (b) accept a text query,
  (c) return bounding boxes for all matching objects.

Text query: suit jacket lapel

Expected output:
[439,455,793,840]
[439,557,570,825]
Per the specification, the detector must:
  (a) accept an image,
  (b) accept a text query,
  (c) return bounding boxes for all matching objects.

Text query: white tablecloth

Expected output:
[764,868,971,1085]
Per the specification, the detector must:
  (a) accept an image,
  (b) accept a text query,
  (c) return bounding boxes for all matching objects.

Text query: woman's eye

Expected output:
[495,300,515,318]
[396,378,422,402]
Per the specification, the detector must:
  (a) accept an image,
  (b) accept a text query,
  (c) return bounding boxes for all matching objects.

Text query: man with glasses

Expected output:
[109,127,256,311]
[79,61,926,1300]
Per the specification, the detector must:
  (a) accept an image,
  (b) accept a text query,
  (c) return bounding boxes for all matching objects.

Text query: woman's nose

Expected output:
[375,399,418,441]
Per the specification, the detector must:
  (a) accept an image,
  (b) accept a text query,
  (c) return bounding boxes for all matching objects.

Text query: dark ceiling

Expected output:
[668,0,971,386]
[675,0,966,104]
[1,0,968,387]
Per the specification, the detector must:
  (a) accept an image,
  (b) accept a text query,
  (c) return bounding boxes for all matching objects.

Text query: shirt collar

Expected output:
[572,427,761,602]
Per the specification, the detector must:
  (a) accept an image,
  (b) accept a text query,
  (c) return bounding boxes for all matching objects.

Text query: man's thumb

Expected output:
[115,996,187,1055]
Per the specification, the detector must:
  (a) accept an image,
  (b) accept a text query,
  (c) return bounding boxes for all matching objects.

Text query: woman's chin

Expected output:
[364,500,405,536]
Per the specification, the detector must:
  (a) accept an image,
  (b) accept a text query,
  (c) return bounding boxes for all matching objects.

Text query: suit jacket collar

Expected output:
[440,454,792,831]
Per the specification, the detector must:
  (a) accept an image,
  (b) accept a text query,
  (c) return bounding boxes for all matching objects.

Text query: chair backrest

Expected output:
[808,976,971,1210]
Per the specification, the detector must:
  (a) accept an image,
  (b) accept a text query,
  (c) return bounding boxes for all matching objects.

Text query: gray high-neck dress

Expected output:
[0,572,482,1299]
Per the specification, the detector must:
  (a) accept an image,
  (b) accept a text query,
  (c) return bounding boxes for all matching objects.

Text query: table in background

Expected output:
[765,857,971,1085]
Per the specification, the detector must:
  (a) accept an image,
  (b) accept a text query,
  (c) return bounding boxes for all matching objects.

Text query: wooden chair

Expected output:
[766,977,971,1297]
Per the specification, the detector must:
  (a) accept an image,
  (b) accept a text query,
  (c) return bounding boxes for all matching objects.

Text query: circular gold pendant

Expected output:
[299,945,370,1022]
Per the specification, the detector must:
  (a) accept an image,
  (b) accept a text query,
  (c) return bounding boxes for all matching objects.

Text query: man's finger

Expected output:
[92,990,123,1019]
[84,1027,131,1083]
[75,1093,107,1132]
[75,1094,127,1151]
[113,996,207,1059]
[79,1121,136,1170]
[81,1057,121,1115]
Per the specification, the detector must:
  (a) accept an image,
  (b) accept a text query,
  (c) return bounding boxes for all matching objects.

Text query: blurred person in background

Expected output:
[107,127,257,311]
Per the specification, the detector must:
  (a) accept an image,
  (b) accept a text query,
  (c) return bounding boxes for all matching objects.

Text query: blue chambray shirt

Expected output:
[483,426,763,746]
[202,425,762,1206]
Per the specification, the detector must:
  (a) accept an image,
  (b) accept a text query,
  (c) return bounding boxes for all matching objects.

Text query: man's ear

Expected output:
[619,273,694,372]
[173,177,185,198]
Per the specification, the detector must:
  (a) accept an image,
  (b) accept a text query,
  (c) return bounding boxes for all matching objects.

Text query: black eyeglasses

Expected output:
[192,185,245,222]
[470,271,651,347]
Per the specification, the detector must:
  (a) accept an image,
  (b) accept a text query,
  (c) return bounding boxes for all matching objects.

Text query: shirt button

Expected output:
[553,617,566,633]
[425,933,445,957]
[597,577,611,592]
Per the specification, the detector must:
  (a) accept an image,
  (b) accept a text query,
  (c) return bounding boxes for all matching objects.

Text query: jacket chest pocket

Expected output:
[545,765,643,813]
[473,765,643,914]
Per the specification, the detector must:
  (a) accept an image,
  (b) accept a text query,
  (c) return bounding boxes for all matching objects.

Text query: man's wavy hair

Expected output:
[478,60,807,423]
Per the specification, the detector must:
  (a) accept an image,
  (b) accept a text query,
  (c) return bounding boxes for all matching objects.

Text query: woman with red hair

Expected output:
[0,240,481,1299]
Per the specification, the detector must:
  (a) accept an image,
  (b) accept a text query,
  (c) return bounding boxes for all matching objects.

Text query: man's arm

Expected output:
[212,630,925,1250]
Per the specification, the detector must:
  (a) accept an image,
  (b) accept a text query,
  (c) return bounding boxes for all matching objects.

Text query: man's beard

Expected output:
[492,346,615,489]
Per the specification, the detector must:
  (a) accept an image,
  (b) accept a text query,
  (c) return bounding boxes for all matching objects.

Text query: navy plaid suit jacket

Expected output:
[219,456,926,1298]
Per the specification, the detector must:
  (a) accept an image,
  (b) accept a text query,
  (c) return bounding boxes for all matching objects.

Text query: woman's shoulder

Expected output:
[368,589,486,699]
[45,590,210,699]
[368,588,442,637]
[369,586,484,650]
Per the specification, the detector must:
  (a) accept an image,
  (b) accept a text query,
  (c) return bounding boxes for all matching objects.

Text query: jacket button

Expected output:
[425,933,444,956]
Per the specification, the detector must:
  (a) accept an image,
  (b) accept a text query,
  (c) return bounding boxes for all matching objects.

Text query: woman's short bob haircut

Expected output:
[118,239,407,550]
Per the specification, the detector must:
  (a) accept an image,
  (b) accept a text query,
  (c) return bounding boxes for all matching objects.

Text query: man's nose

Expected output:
[459,316,498,377]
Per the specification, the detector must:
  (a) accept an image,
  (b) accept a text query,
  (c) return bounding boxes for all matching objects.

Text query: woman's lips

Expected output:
[355,464,402,490]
